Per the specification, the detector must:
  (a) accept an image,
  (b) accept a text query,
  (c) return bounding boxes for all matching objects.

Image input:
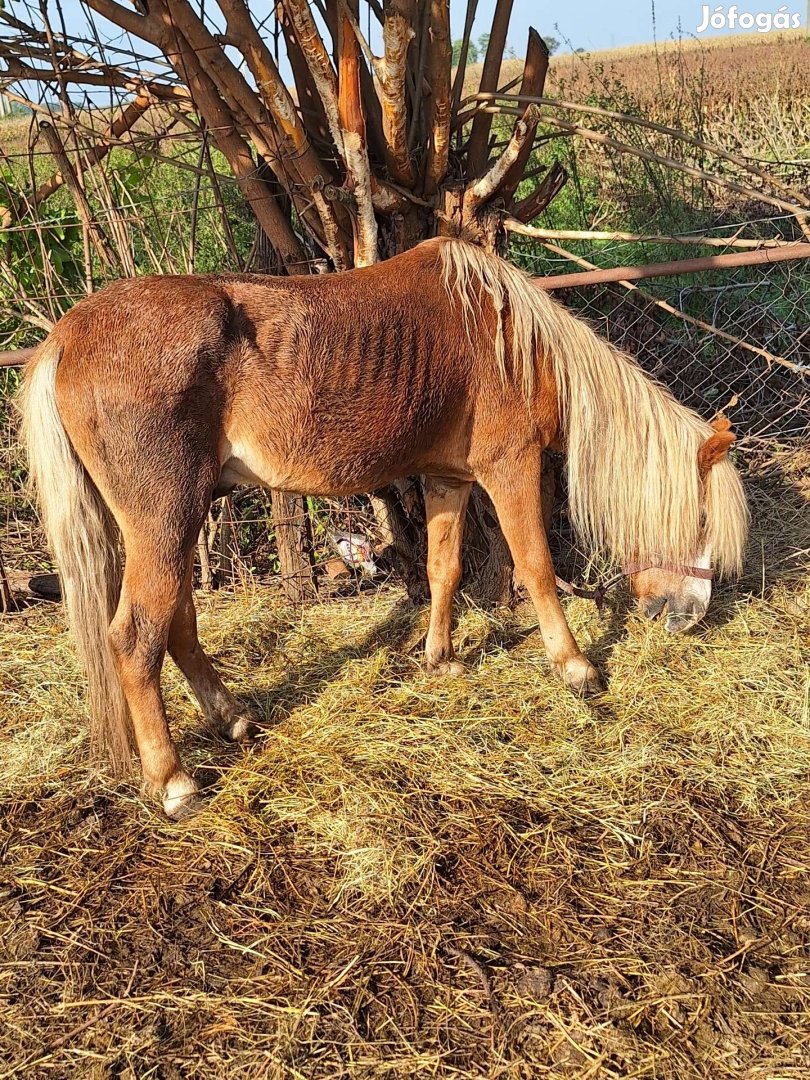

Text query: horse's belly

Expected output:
[221,378,472,495]
[218,435,413,497]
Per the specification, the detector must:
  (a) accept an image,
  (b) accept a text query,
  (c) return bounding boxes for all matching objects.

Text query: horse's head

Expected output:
[629,418,738,633]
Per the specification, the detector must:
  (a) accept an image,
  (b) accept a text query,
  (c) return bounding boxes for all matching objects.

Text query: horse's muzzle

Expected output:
[640,594,706,633]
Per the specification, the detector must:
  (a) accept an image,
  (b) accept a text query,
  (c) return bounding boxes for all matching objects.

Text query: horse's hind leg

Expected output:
[423,477,472,675]
[168,575,255,741]
[478,451,603,694]
[109,525,205,819]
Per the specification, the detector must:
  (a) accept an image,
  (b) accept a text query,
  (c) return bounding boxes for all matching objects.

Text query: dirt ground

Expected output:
[1,455,809,1079]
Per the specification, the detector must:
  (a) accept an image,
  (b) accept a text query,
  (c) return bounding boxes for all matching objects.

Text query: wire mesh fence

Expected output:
[511,228,809,449]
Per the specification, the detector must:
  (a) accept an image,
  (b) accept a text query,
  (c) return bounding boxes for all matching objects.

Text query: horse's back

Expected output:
[47,244,511,498]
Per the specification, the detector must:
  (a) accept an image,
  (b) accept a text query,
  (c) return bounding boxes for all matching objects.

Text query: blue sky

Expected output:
[21,0,809,57]
[5,0,806,107]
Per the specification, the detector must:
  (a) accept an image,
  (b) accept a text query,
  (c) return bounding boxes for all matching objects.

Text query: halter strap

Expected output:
[624,561,715,581]
[555,562,714,610]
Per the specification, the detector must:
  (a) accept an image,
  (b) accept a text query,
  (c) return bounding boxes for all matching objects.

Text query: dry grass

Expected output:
[1,454,809,1078]
[569,29,807,59]
[547,34,809,126]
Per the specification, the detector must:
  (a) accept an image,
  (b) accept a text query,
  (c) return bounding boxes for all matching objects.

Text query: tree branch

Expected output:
[449,0,479,123]
[280,12,332,156]
[281,0,344,160]
[499,29,548,207]
[218,0,351,267]
[465,104,541,209]
[38,122,117,271]
[511,160,568,221]
[533,239,807,375]
[465,0,514,179]
[471,90,810,211]
[337,2,378,264]
[377,0,416,186]
[33,91,152,207]
[83,0,150,41]
[153,6,308,271]
[502,221,796,249]
[0,55,188,103]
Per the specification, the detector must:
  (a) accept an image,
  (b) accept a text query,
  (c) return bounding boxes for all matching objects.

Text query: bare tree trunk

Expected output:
[197,525,214,591]
[370,483,429,601]
[271,490,317,602]
[462,489,514,605]
[38,122,117,272]
[217,495,236,585]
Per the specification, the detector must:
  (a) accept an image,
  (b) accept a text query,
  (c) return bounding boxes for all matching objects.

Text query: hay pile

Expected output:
[1,458,809,1079]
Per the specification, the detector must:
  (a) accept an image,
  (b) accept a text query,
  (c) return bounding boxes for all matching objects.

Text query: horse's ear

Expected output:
[699,418,735,476]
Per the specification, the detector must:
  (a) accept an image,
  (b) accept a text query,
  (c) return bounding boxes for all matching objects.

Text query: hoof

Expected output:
[223,710,258,742]
[426,659,466,677]
[559,657,604,696]
[162,773,205,820]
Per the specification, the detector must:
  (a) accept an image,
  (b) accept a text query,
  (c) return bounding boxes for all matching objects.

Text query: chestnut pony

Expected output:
[22,238,749,817]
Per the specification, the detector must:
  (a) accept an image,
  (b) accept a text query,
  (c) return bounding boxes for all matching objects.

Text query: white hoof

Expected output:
[223,710,257,742]
[162,773,203,820]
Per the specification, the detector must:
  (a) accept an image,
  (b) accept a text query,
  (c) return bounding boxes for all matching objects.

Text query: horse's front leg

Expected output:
[478,451,603,694]
[423,477,472,675]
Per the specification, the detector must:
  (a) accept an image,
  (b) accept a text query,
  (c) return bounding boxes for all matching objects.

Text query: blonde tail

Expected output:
[20,340,133,772]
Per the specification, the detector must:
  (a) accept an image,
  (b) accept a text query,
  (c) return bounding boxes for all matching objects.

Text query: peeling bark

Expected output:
[465,104,542,212]
[378,2,416,186]
[281,0,345,159]
[337,3,378,265]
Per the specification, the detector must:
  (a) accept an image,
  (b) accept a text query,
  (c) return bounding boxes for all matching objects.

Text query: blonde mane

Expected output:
[438,238,749,576]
